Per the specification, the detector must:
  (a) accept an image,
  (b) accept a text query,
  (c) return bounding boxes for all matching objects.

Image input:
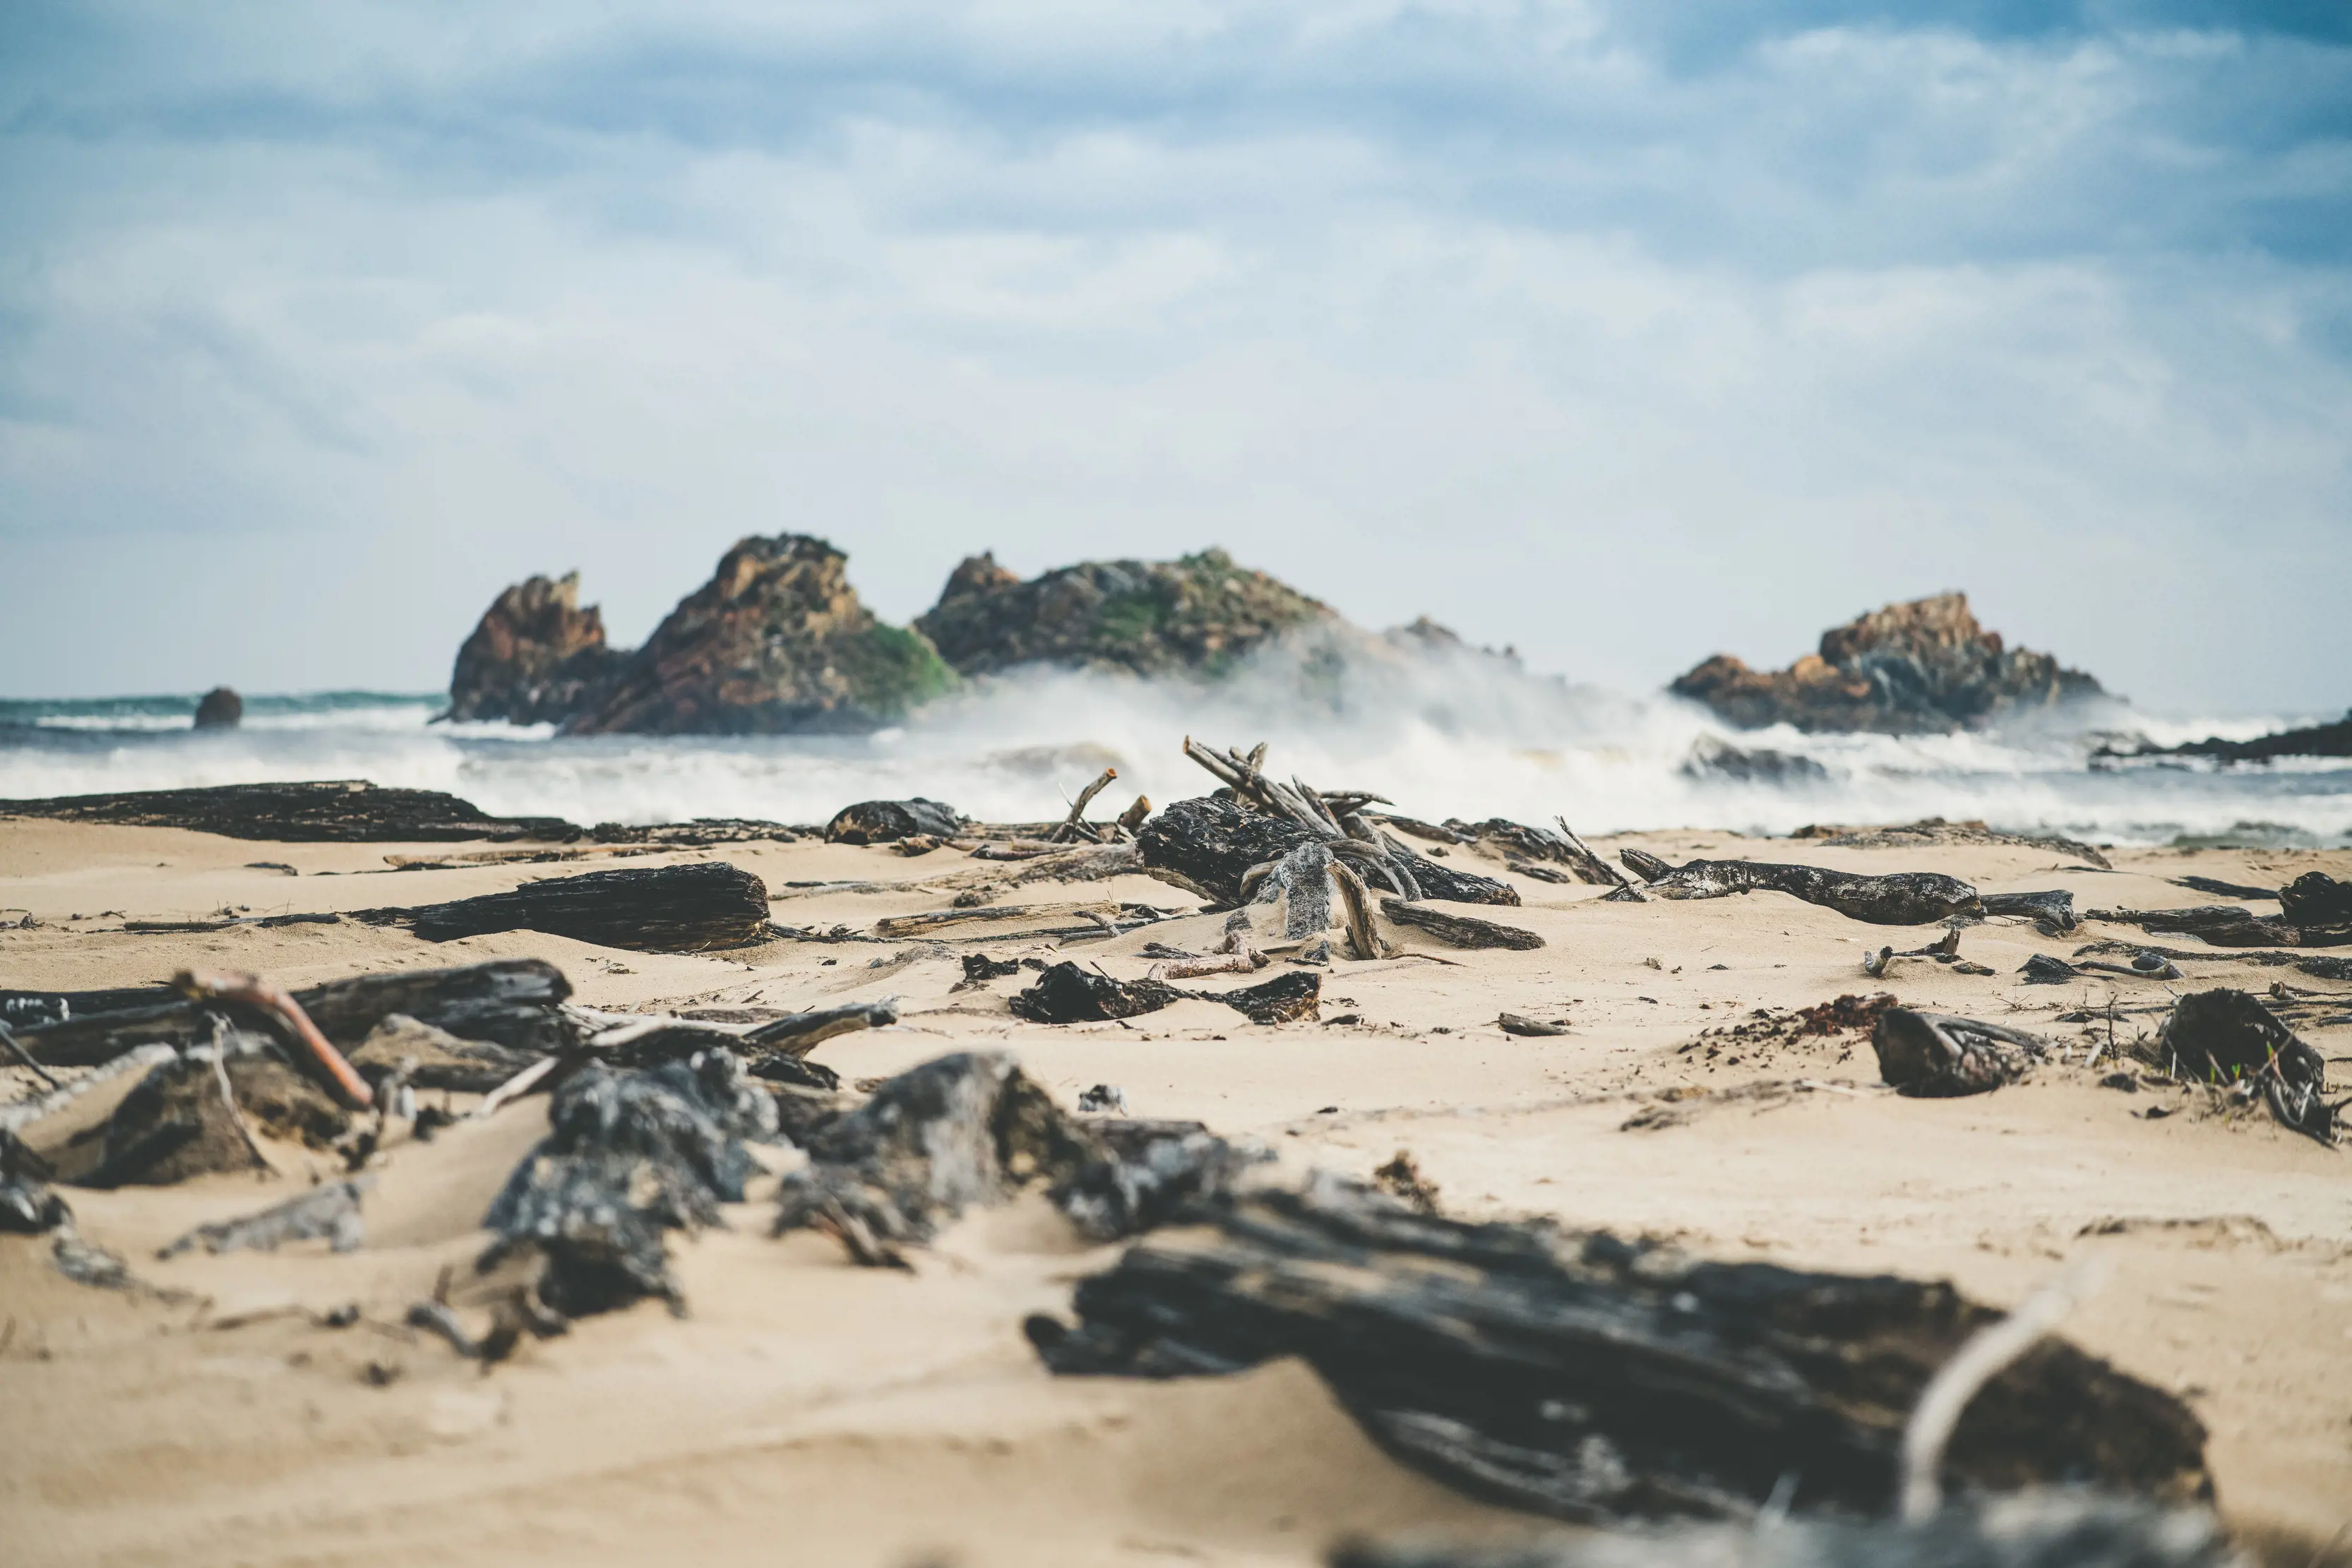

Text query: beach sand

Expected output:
[2,816,2348,1566]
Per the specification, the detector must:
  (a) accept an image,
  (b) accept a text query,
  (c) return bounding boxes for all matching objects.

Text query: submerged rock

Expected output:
[446,571,628,724]
[912,548,1337,678]
[1670,593,2105,734]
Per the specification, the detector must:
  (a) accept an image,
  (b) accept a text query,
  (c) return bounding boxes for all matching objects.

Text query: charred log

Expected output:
[1621,850,1978,926]
[1026,1175,2209,1524]
[1380,899,1545,951]
[357,862,770,951]
[16,958,576,1071]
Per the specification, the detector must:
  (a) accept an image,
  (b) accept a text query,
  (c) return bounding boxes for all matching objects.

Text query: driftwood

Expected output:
[1330,862,1389,959]
[1141,798,1514,909]
[2087,904,2295,947]
[1379,899,1544,951]
[172,970,371,1108]
[480,1050,778,1315]
[160,1178,368,1258]
[1026,1174,2209,1524]
[16,958,577,1073]
[1330,1493,2240,1568]
[357,862,770,951]
[774,1051,1262,1266]
[746,999,899,1058]
[873,901,1118,940]
[1981,890,2077,933]
[1498,1013,1569,1036]
[0,780,575,843]
[2159,990,2336,1144]
[1620,849,1979,926]
[824,798,962,845]
[1049,767,1121,842]
[1871,1010,2050,1096]
[1008,962,1320,1025]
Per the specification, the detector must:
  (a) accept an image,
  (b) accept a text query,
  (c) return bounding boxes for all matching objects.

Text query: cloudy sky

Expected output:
[2,1,2347,713]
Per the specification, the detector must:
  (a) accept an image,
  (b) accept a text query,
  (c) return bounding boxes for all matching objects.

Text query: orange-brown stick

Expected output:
[173,969,374,1110]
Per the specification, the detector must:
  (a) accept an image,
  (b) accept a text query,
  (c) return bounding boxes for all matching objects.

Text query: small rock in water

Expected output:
[192,686,242,729]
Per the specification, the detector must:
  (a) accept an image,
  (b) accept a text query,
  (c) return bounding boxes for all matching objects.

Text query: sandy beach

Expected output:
[2,813,2348,1567]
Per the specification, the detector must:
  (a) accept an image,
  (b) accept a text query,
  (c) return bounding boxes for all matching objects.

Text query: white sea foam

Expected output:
[2,662,2345,848]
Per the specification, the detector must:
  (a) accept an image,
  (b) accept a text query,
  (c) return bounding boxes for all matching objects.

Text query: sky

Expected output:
[1,1,2347,715]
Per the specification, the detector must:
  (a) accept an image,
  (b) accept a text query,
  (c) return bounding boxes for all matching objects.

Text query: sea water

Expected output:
[2,652,2346,849]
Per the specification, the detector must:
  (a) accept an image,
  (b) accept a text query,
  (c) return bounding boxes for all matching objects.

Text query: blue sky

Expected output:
[1,1,2347,712]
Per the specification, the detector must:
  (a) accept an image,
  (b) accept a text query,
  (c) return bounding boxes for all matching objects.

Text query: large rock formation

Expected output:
[912,549,1336,678]
[561,536,953,735]
[446,572,627,724]
[1669,593,2104,734]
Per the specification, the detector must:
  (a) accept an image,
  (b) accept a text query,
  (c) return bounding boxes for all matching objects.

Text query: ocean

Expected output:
[1,651,2346,849]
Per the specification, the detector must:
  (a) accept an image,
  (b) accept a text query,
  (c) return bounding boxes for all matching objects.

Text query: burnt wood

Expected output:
[1027,1178,2211,1525]
[357,862,770,951]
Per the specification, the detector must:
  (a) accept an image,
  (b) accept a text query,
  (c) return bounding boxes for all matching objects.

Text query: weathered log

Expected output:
[2087,904,2295,947]
[1382,836,1518,906]
[1027,1175,2209,1524]
[1329,1493,2238,1568]
[825,798,962,845]
[2159,990,2335,1144]
[873,901,1118,940]
[1981,890,2077,933]
[1871,1010,2050,1097]
[160,1179,367,1258]
[481,1050,778,1315]
[1620,849,1978,926]
[1379,899,1544,952]
[0,780,576,843]
[746,999,899,1057]
[1498,1013,1568,1036]
[1330,862,1390,960]
[357,862,770,951]
[1792,818,2115,872]
[15,957,574,1074]
[1,986,177,1029]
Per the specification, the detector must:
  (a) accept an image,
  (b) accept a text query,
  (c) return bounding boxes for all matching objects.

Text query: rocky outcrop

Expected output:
[449,540,954,736]
[912,549,1336,678]
[563,537,953,735]
[446,573,627,724]
[2097,710,2352,765]
[1669,593,2104,734]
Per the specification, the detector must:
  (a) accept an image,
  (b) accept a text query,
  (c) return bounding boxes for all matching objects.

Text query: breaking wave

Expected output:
[2,648,2347,849]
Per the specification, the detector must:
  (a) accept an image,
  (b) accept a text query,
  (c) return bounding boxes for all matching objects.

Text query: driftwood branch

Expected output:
[1051,768,1121,843]
[1379,899,1545,951]
[174,970,374,1109]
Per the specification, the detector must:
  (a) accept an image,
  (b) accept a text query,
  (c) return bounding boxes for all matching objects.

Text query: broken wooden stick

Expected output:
[473,1056,559,1119]
[1051,767,1120,843]
[874,902,1119,940]
[745,998,900,1058]
[173,969,374,1109]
